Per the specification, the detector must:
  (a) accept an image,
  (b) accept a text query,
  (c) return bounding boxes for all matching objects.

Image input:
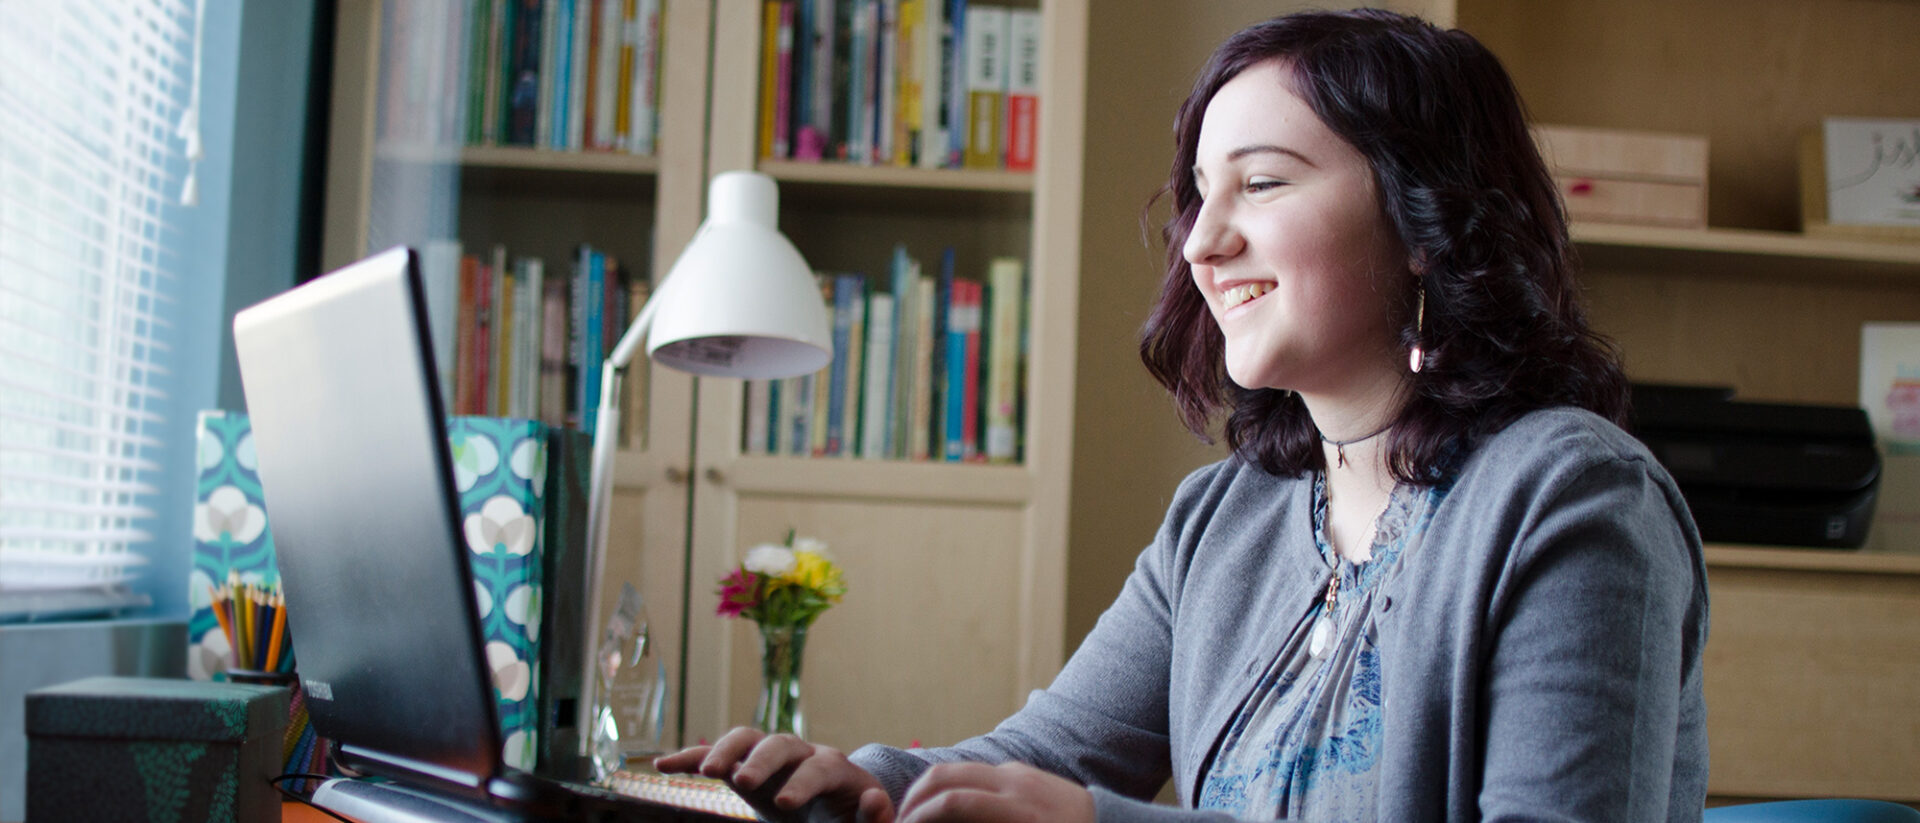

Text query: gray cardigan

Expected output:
[851,408,1709,821]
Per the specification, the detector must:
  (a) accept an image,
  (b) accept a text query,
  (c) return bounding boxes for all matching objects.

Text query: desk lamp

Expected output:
[580,170,832,749]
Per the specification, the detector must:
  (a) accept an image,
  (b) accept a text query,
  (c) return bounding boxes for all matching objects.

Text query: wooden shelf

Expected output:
[374,143,661,175]
[723,455,1032,505]
[1703,543,1920,576]
[1571,222,1920,282]
[757,159,1034,192]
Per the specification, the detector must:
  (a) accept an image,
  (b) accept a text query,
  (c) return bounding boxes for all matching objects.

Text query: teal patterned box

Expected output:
[187,411,589,772]
[27,676,289,823]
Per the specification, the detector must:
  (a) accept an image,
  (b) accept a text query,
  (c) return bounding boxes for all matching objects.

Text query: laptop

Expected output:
[233,247,775,822]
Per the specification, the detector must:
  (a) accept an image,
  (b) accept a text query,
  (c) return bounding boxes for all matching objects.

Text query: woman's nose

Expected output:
[1183,196,1243,267]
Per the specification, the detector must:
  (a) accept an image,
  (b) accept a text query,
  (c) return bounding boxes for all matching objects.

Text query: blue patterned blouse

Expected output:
[1197,472,1446,819]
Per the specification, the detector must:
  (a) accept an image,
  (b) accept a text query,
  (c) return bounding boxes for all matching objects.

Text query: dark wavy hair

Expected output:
[1139,9,1628,481]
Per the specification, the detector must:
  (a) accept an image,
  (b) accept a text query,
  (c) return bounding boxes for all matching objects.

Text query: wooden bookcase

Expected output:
[323,0,1088,755]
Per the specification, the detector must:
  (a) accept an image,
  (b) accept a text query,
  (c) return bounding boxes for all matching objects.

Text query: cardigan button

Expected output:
[1380,595,1393,613]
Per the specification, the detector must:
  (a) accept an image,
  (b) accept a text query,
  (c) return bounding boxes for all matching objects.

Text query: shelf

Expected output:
[723,455,1032,505]
[757,159,1035,214]
[1571,223,1920,282]
[1703,543,1920,576]
[375,142,661,174]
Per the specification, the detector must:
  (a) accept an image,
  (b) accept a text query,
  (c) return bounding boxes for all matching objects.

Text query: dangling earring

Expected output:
[1408,286,1425,374]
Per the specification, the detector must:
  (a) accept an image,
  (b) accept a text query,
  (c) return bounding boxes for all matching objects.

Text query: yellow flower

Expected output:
[787,550,844,601]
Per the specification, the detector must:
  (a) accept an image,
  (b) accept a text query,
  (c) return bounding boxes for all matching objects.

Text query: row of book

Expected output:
[757,0,1040,170]
[418,241,646,434]
[380,0,664,154]
[746,246,1027,463]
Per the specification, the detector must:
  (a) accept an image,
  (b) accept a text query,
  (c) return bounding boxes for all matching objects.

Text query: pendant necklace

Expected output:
[1307,568,1341,660]
[1321,422,1393,469]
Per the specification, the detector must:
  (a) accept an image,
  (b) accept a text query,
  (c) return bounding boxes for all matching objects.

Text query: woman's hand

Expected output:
[895,762,1094,823]
[654,727,895,823]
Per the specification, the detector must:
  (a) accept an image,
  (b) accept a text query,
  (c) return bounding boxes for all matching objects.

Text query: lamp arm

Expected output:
[577,288,660,757]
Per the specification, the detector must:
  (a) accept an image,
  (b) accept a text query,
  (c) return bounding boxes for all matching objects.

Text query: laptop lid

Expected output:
[233,246,504,793]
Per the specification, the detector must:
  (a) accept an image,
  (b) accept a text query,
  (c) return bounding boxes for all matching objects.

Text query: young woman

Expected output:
[657,10,1708,822]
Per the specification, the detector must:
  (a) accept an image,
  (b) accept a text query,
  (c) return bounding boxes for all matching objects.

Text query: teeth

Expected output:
[1223,282,1274,310]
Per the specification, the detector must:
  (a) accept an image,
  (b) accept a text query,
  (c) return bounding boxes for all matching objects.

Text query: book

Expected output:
[809,274,834,455]
[593,0,621,149]
[943,279,978,461]
[567,0,591,148]
[759,1,783,158]
[536,0,559,146]
[497,262,517,416]
[576,245,607,434]
[860,292,895,459]
[1004,7,1038,172]
[785,372,813,456]
[846,0,877,165]
[942,0,967,167]
[960,278,983,460]
[489,245,509,414]
[887,245,919,459]
[745,380,772,455]
[506,0,543,146]
[876,0,898,165]
[984,256,1022,462]
[909,274,936,460]
[797,0,836,160]
[825,274,863,456]
[466,1,495,144]
[420,239,464,407]
[915,0,944,167]
[540,270,571,426]
[456,255,480,414]
[928,247,954,457]
[962,4,1007,169]
[630,0,661,154]
[841,279,867,458]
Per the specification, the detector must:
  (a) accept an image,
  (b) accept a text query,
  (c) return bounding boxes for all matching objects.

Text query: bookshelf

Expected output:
[326,0,1089,755]
[321,0,713,761]
[672,0,1085,753]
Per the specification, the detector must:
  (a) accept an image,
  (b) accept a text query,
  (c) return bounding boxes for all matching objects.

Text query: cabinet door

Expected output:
[675,0,1086,751]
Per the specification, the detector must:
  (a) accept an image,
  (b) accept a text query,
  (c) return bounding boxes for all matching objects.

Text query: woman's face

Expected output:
[1184,60,1408,397]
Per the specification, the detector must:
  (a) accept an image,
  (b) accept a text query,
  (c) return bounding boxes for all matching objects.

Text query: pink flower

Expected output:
[716,569,759,618]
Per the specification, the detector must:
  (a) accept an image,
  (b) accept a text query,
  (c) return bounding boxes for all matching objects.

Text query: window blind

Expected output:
[1,0,199,619]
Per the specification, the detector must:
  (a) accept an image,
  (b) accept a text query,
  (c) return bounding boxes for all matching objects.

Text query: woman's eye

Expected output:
[1247,178,1286,193]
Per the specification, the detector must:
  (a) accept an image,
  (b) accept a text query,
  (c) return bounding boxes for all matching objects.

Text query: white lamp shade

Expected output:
[646,172,833,379]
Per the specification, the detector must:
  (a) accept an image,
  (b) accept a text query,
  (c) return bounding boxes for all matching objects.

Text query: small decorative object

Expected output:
[716,531,846,737]
[1861,323,1920,553]
[589,582,669,779]
[1800,118,1920,241]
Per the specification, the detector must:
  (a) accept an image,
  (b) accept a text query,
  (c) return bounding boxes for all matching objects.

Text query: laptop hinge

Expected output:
[339,743,491,795]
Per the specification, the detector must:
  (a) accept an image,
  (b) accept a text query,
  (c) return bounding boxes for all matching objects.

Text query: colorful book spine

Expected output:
[846,0,875,165]
[875,0,898,165]
[776,2,797,159]
[962,4,1007,169]
[929,247,954,457]
[860,292,895,458]
[943,0,967,166]
[567,0,591,148]
[841,280,867,458]
[540,271,571,426]
[536,0,559,147]
[745,381,772,455]
[1004,7,1039,171]
[915,0,944,167]
[984,256,1022,462]
[896,0,923,166]
[630,0,661,154]
[960,278,983,460]
[759,1,782,158]
[506,0,543,145]
[798,0,836,160]
[497,264,517,416]
[456,255,480,414]
[786,373,813,456]
[594,0,622,149]
[467,1,495,144]
[909,274,936,460]
[942,279,970,460]
[791,0,816,160]
[578,246,607,434]
[887,244,919,459]
[825,274,862,456]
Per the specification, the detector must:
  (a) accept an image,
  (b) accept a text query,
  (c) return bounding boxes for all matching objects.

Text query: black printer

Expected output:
[1628,384,1882,549]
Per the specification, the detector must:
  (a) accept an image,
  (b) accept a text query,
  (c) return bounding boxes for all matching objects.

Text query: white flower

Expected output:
[743,544,797,576]
[791,536,829,557]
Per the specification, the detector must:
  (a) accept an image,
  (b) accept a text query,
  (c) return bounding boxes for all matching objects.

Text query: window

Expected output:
[1,0,202,620]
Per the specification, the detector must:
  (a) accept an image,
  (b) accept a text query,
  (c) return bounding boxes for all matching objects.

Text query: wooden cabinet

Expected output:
[323,0,1088,754]
[1451,0,1920,802]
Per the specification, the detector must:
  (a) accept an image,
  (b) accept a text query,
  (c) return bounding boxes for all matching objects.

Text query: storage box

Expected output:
[186,411,590,773]
[27,676,289,823]
[1799,123,1920,242]
[1532,124,1710,228]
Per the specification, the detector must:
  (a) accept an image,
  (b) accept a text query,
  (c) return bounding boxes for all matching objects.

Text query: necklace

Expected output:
[1321,422,1393,468]
[1307,482,1395,661]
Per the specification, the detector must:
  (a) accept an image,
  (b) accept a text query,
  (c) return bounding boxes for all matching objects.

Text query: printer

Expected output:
[1629,384,1882,549]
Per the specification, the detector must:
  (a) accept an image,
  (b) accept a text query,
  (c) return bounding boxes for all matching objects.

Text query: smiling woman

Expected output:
[656,10,1708,823]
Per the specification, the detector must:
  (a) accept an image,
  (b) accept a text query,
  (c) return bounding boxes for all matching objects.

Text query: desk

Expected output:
[287,800,357,822]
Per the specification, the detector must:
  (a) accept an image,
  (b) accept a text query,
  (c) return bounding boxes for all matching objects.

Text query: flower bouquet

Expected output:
[716,531,845,737]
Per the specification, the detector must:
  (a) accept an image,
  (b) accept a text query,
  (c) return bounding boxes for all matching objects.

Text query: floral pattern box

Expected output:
[187,411,589,771]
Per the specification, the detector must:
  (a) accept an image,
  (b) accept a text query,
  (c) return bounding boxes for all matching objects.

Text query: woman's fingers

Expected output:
[694,726,768,780]
[896,762,1093,823]
[731,732,814,789]
[650,745,713,774]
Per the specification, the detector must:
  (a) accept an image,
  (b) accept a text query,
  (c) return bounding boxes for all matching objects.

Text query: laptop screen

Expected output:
[233,246,504,788]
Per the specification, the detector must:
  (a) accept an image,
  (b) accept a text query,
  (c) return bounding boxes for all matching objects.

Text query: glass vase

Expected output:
[754,622,807,738]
